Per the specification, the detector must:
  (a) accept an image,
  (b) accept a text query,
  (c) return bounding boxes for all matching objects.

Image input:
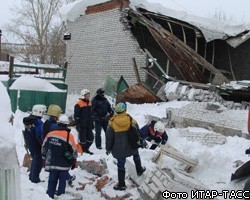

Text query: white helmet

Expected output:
[80,89,90,98]
[154,121,165,132]
[58,115,69,125]
[32,104,46,117]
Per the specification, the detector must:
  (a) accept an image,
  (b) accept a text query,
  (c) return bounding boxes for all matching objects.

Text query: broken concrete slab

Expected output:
[127,160,221,200]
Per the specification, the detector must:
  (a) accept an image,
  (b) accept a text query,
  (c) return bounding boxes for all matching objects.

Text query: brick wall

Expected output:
[85,0,129,15]
[65,8,146,95]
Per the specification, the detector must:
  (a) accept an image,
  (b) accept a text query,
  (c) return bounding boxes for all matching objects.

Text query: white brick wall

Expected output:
[65,8,146,95]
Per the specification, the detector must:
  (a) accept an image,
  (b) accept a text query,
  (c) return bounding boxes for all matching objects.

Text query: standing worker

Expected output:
[106,102,146,190]
[43,104,62,137]
[92,88,113,149]
[42,115,78,199]
[43,104,76,185]
[74,89,94,155]
[23,104,46,183]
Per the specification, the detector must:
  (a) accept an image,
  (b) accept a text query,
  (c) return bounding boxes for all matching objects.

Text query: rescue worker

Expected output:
[42,115,77,199]
[43,104,76,185]
[74,89,94,155]
[92,88,113,149]
[43,104,62,138]
[106,102,146,190]
[140,121,168,150]
[23,104,46,183]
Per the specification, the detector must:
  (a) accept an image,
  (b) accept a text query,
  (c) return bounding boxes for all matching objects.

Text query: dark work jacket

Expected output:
[106,113,138,159]
[74,99,93,128]
[42,125,77,172]
[23,115,44,154]
[91,95,113,119]
[140,121,168,145]
[43,117,57,138]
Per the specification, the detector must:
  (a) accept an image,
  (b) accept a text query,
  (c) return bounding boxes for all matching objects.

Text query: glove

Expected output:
[141,139,148,149]
[76,124,81,133]
[104,114,110,121]
[71,159,78,170]
[106,150,111,155]
[42,159,45,168]
[161,140,167,145]
[245,148,250,154]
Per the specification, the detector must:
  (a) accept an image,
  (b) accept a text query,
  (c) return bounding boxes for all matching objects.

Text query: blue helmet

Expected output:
[115,102,127,114]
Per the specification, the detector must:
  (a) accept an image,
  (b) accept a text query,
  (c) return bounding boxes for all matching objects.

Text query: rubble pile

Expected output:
[161,81,245,110]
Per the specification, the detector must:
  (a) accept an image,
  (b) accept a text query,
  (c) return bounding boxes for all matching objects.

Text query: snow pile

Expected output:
[60,0,110,22]
[221,80,250,90]
[9,76,65,92]
[0,61,9,72]
[0,81,18,168]
[0,82,21,199]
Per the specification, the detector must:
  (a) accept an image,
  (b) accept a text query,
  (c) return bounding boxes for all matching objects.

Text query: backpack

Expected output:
[127,117,147,149]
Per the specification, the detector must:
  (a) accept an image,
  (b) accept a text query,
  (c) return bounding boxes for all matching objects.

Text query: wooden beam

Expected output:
[181,26,186,44]
[132,57,141,83]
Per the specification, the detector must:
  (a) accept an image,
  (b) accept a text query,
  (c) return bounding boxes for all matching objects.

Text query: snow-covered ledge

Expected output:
[0,82,21,200]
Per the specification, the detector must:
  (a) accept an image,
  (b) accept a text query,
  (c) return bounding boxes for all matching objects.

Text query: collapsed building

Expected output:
[61,0,250,100]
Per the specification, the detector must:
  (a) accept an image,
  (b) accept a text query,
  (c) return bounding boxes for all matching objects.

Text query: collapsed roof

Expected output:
[60,0,250,48]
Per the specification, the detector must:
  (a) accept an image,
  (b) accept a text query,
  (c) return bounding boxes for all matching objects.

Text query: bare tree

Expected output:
[6,0,65,65]
[209,8,236,23]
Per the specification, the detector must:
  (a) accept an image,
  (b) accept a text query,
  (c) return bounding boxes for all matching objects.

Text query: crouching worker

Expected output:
[106,102,146,191]
[42,115,78,199]
[140,121,168,150]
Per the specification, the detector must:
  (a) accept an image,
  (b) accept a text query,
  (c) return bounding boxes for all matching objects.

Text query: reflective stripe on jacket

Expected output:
[42,126,77,171]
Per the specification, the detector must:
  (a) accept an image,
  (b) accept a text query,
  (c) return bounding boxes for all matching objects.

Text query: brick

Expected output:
[141,183,150,194]
[148,191,156,199]
[149,181,159,193]
[151,175,163,188]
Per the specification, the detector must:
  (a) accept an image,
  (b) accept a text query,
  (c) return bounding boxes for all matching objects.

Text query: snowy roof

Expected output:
[9,76,66,92]
[60,0,250,47]
[60,0,110,22]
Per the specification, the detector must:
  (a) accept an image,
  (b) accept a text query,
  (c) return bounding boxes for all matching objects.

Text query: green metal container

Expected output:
[8,81,68,113]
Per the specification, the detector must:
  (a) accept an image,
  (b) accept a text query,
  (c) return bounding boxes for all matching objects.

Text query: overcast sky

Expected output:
[1,0,250,43]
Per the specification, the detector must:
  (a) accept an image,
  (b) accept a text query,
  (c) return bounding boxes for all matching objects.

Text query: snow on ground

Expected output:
[0,85,249,199]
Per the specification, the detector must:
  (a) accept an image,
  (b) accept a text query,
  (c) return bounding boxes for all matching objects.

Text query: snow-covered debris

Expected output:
[221,80,250,90]
[9,76,65,92]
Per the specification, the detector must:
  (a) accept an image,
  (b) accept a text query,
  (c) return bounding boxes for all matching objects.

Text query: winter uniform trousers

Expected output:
[79,127,94,150]
[47,171,68,198]
[94,118,108,148]
[29,152,43,183]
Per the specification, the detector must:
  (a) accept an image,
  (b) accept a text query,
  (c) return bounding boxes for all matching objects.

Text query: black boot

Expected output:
[113,170,126,191]
[85,149,93,155]
[134,158,146,176]
[149,144,158,150]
